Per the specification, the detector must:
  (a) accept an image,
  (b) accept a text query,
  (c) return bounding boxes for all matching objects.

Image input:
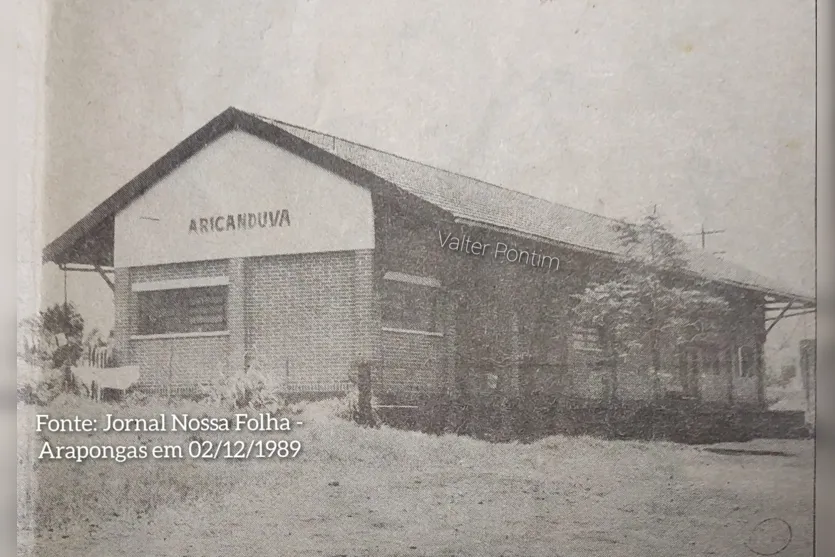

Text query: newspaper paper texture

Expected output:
[17,1,819,555]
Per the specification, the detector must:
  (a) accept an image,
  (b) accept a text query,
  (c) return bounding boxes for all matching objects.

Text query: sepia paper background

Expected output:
[10,0,833,555]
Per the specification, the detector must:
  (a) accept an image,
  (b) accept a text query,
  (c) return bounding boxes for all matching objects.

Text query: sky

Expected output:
[37,0,816,366]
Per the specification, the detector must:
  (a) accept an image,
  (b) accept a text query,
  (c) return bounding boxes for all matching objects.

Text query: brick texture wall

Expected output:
[112,252,376,393]
[245,250,376,391]
[112,267,131,367]
[374,207,769,408]
[375,206,454,395]
[111,215,767,406]
[113,259,232,392]
[129,336,230,392]
[380,331,445,394]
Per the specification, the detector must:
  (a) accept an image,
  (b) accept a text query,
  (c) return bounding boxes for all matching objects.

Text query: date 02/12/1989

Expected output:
[185,439,302,459]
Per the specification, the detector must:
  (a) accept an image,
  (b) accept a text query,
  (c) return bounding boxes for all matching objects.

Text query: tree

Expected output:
[19,303,85,389]
[40,303,85,370]
[571,208,730,401]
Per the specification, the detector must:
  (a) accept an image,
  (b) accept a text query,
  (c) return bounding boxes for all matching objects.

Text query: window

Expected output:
[723,349,734,377]
[737,346,756,378]
[572,327,602,353]
[381,273,440,333]
[702,349,723,375]
[137,285,227,335]
[687,350,700,375]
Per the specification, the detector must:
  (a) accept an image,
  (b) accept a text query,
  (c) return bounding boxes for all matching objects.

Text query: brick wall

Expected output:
[110,210,768,405]
[379,331,445,394]
[129,335,230,392]
[112,252,376,393]
[245,250,376,391]
[375,205,454,395]
[111,267,131,367]
[371,211,770,409]
[113,259,233,391]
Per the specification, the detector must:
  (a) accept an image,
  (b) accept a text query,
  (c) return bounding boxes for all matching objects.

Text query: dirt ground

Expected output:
[21,402,814,557]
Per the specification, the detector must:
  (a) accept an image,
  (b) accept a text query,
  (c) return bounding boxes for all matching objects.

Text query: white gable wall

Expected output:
[114,130,374,267]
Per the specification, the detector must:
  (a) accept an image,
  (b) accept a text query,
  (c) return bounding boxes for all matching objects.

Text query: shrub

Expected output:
[121,389,165,408]
[199,366,285,411]
[333,385,380,425]
[19,303,86,370]
[17,361,63,406]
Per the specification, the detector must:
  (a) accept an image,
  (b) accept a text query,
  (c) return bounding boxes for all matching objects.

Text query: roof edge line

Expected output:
[248,112,633,229]
[42,108,244,263]
[456,217,815,302]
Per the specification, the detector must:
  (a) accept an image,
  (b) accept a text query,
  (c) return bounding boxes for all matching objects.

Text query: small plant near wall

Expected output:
[201,348,285,410]
[205,367,285,410]
[213,368,284,410]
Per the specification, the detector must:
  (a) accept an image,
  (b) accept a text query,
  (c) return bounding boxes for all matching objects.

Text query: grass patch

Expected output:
[19,394,309,538]
[18,394,815,557]
[19,393,654,538]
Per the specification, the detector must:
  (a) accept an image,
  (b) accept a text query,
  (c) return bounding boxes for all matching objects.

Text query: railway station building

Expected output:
[43,107,816,411]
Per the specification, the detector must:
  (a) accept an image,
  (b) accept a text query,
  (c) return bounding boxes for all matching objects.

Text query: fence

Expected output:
[79,345,113,369]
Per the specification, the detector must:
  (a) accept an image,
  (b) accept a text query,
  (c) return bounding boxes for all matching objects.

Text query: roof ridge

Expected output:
[245,111,780,283]
[246,110,625,228]
[41,106,813,302]
[254,112,817,298]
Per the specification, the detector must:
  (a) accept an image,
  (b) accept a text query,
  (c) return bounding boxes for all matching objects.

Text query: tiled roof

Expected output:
[253,113,814,303]
[42,107,814,304]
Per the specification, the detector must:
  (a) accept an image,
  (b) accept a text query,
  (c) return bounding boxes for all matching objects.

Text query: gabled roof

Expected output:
[43,106,815,304]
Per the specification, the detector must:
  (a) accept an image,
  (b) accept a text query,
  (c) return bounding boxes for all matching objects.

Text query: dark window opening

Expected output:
[738,346,756,378]
[702,349,723,375]
[137,286,227,335]
[572,326,602,353]
[724,349,734,377]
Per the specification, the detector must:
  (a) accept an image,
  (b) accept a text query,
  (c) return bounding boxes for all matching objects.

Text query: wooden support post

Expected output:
[756,334,766,408]
[726,346,735,405]
[773,309,816,320]
[765,300,794,336]
[356,360,373,426]
[94,265,115,292]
